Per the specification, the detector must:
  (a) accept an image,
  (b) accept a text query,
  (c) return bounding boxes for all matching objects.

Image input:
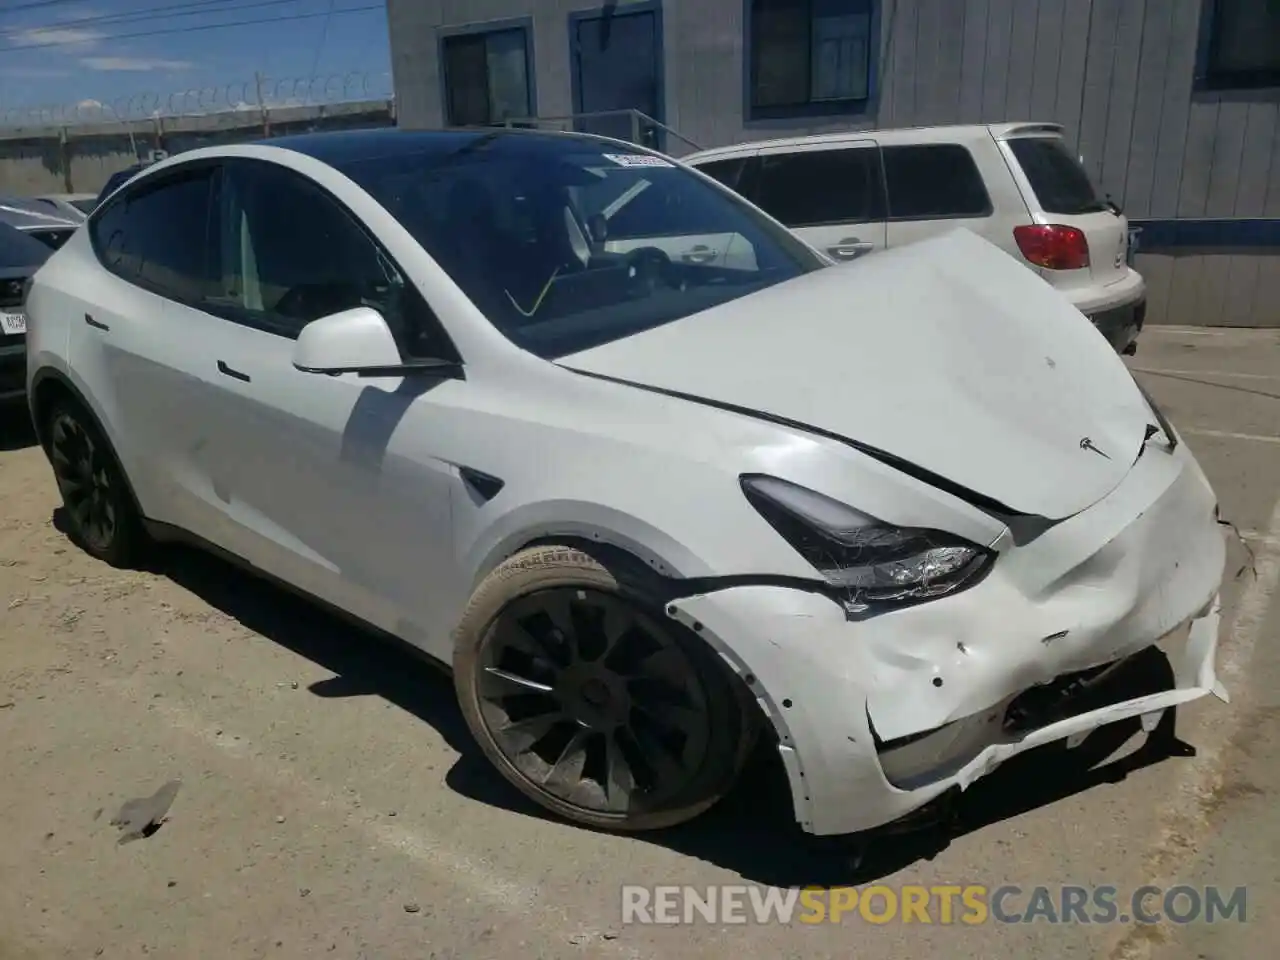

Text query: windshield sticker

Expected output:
[602,153,674,168]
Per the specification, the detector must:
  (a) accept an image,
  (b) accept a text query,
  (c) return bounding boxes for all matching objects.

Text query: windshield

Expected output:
[340,134,825,359]
[70,197,98,214]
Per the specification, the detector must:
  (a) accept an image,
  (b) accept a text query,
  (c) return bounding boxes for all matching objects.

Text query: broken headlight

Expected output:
[741,475,995,606]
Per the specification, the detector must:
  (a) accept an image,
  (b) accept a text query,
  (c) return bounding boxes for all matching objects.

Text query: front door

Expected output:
[571,3,664,148]
[195,157,463,649]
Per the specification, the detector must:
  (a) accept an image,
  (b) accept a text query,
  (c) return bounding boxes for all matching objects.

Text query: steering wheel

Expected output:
[274,282,369,322]
[272,285,314,320]
[623,247,676,295]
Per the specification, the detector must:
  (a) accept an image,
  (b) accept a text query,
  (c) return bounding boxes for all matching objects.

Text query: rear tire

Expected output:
[453,544,752,832]
[45,400,145,568]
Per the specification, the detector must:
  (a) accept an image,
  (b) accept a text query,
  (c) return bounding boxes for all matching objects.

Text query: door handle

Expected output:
[827,239,875,261]
[216,360,251,383]
[682,245,719,264]
[84,313,109,331]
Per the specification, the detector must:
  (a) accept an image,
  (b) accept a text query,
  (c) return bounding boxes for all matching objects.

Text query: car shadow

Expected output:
[0,405,38,451]
[134,539,477,756]
[119,536,1198,887]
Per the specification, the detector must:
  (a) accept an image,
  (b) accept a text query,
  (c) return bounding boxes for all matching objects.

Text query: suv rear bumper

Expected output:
[1089,299,1146,354]
[1062,267,1146,353]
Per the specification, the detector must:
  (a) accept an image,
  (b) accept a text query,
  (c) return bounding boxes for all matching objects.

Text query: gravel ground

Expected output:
[1,325,1277,960]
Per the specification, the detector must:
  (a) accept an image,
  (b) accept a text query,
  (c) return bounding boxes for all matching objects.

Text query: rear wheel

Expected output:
[454,545,752,831]
[45,400,144,567]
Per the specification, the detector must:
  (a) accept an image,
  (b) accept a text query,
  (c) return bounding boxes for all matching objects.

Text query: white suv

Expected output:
[683,123,1146,354]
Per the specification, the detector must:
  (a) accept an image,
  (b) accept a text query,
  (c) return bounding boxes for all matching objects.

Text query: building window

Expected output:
[441,26,533,126]
[1199,0,1280,90]
[748,0,874,119]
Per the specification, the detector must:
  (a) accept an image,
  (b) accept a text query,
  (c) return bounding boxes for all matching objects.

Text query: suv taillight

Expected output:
[1013,224,1090,270]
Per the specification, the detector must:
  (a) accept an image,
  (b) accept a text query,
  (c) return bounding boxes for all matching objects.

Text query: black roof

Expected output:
[258,127,622,168]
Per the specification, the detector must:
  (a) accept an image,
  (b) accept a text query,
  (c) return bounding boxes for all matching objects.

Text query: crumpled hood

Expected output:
[559,229,1153,521]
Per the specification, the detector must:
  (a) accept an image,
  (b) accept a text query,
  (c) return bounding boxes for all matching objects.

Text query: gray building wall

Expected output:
[387,0,1280,327]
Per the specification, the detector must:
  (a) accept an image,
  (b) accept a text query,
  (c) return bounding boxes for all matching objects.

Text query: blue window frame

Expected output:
[568,1,666,148]
[746,0,878,120]
[438,19,536,126]
[1195,0,1280,91]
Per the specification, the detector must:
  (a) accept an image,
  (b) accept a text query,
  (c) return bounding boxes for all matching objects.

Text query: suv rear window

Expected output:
[1006,137,1106,215]
[882,144,991,220]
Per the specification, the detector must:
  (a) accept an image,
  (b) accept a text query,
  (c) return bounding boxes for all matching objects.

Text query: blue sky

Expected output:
[0,0,391,113]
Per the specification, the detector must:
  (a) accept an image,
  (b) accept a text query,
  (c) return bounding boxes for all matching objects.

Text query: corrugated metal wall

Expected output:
[386,0,1280,326]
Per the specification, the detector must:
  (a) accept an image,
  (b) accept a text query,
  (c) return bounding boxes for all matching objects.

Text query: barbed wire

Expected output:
[0,70,394,128]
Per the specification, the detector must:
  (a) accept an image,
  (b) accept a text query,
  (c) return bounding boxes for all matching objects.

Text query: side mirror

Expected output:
[292,306,461,378]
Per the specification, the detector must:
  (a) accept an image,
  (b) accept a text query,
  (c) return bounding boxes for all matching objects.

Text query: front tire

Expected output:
[453,545,751,832]
[45,400,144,568]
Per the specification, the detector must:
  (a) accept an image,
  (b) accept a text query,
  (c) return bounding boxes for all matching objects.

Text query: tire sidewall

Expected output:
[452,545,746,832]
[46,400,141,568]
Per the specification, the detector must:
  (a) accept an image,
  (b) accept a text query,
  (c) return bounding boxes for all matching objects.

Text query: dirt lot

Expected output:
[1,325,1278,960]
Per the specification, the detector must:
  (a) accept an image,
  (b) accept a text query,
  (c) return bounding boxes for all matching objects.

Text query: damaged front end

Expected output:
[663,437,1228,837]
[871,612,1224,793]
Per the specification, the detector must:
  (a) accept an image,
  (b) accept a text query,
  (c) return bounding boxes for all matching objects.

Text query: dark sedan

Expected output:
[1,222,52,403]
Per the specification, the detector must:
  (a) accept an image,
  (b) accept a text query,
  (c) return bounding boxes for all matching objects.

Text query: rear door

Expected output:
[749,140,888,262]
[1000,133,1130,290]
[882,143,996,250]
[78,164,235,541]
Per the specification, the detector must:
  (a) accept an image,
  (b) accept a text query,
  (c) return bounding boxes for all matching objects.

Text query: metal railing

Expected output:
[500,109,702,155]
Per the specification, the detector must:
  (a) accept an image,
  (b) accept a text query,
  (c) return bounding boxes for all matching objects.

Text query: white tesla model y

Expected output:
[24,129,1227,836]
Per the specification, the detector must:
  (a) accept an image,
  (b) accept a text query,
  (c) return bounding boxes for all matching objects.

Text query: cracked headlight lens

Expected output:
[740,474,995,606]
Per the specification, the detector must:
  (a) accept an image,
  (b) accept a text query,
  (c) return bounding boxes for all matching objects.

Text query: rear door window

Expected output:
[90,169,219,303]
[753,147,885,227]
[1006,137,1107,215]
[694,157,750,192]
[882,144,992,220]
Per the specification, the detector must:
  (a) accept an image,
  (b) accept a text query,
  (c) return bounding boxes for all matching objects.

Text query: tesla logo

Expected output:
[1080,437,1111,459]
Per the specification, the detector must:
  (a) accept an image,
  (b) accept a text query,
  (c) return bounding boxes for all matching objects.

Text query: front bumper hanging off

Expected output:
[665,442,1228,837]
